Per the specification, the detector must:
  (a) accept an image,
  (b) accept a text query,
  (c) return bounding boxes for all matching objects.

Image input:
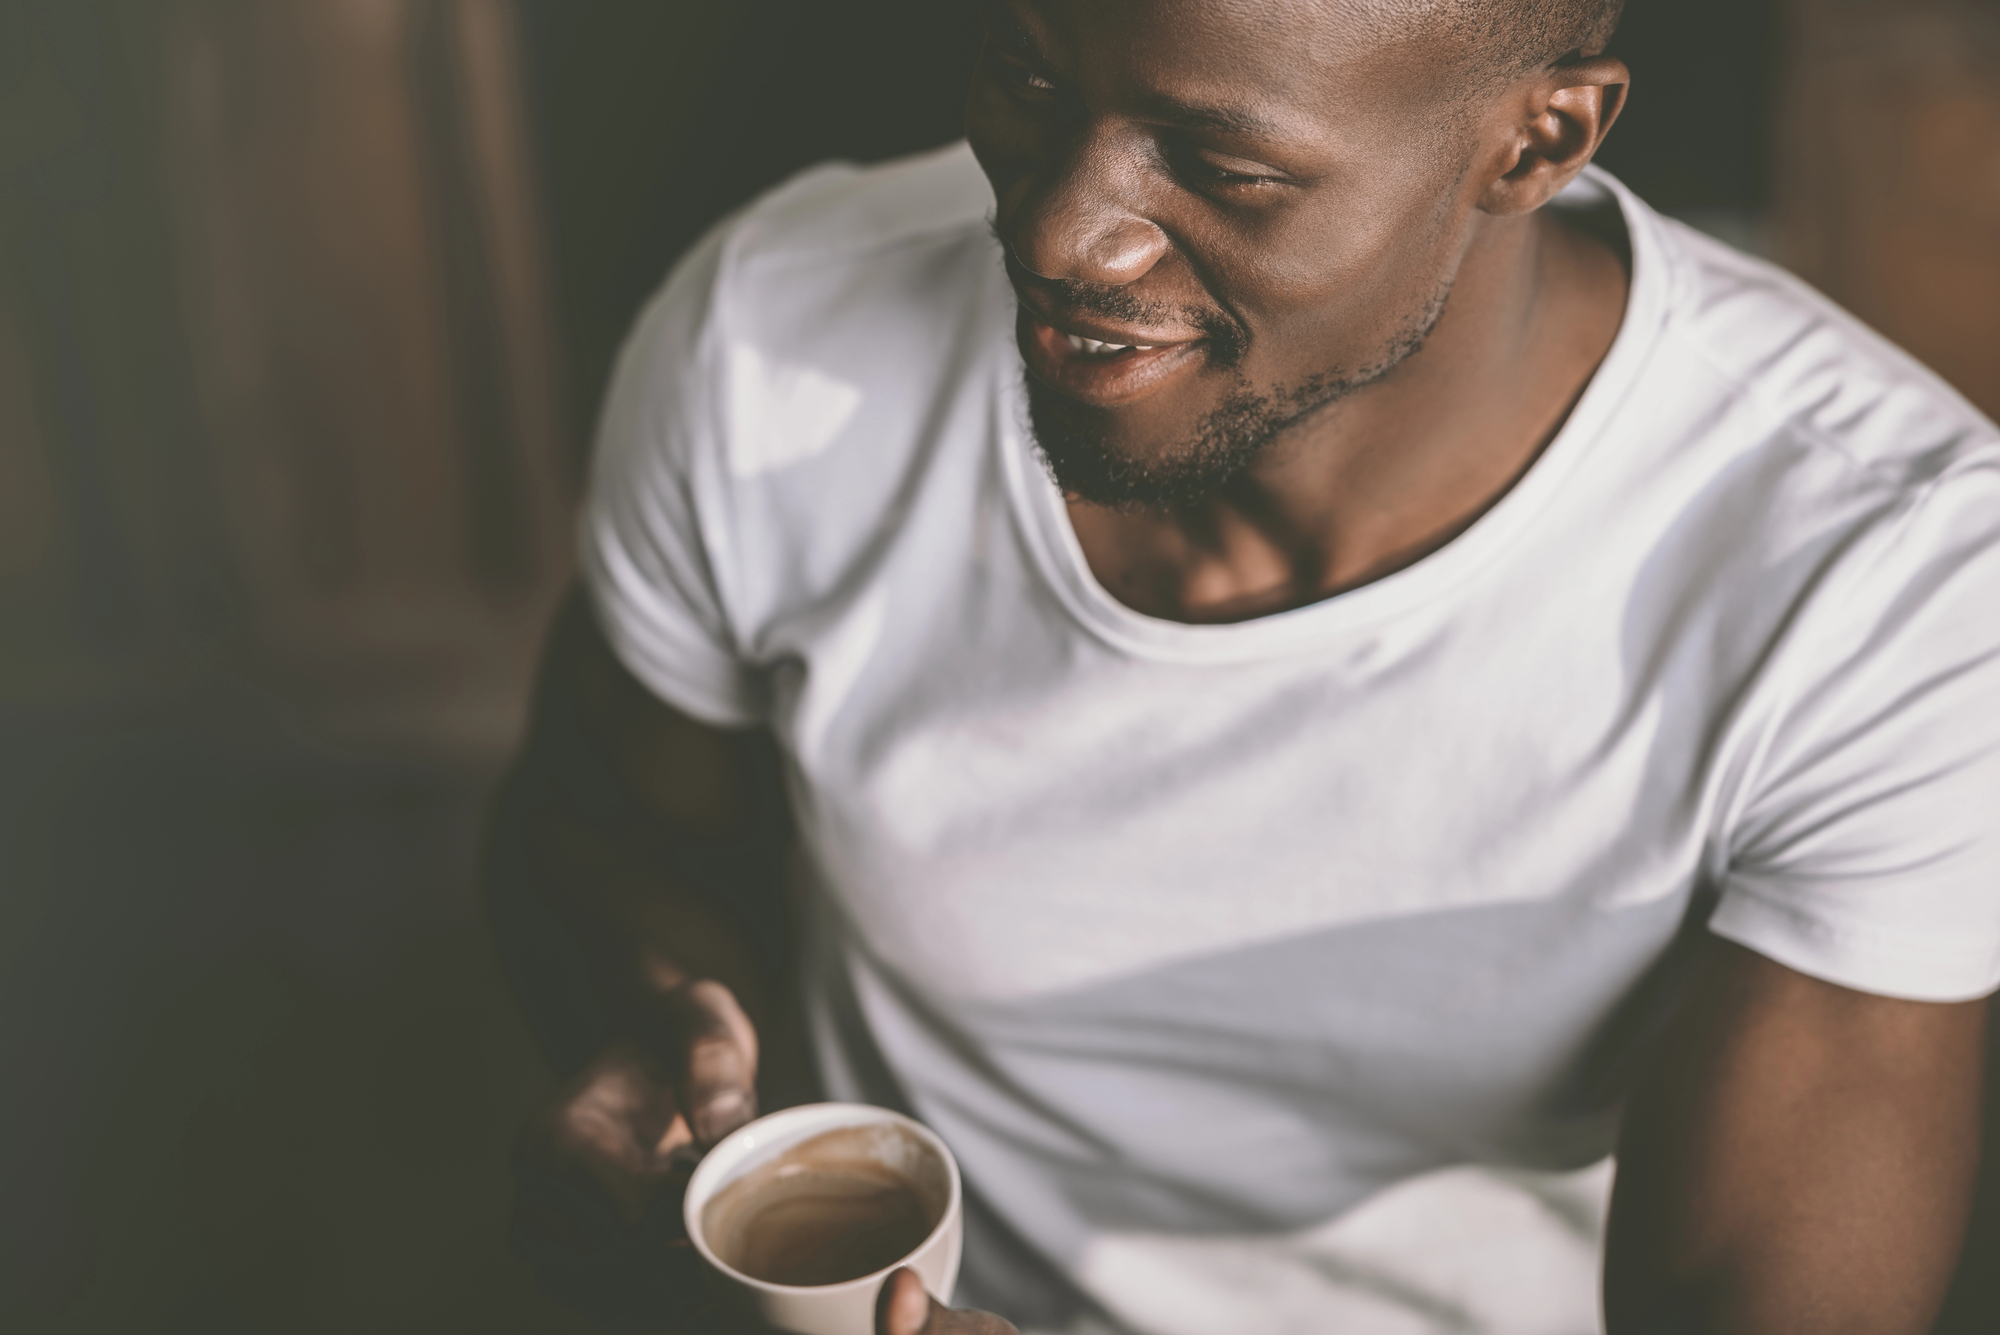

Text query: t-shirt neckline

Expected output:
[996,165,1672,665]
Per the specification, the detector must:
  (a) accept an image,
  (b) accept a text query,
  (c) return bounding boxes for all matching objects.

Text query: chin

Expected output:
[1024,373,1274,512]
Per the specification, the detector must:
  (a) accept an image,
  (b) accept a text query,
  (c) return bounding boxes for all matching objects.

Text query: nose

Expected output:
[999,130,1170,288]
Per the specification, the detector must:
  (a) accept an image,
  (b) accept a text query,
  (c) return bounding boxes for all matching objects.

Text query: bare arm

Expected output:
[515,588,776,1046]
[493,596,1026,1335]
[1605,937,1985,1334]
[491,591,783,1215]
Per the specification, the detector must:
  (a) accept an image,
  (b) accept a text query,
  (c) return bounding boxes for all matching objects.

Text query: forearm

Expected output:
[1604,940,1985,1334]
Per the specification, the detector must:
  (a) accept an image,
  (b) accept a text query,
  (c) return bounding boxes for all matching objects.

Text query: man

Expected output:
[488,1,2000,1331]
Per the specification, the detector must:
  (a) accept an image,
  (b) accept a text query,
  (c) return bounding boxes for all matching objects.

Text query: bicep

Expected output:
[510,590,785,1012]
[1605,936,1985,1335]
[532,589,769,836]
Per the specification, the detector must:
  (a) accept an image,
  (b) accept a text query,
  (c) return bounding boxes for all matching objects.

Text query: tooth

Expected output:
[1062,332,1157,356]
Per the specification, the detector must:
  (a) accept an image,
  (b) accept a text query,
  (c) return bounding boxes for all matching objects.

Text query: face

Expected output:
[965,0,1493,510]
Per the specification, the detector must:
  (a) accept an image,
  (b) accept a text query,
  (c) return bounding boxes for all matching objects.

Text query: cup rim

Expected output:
[682,1101,963,1295]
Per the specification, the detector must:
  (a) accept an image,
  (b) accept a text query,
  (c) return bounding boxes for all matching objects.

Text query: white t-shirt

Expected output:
[581,142,2000,1333]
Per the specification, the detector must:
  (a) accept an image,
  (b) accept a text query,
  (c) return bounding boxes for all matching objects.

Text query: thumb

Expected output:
[877,1268,936,1335]
[663,978,759,1146]
[876,1268,1018,1335]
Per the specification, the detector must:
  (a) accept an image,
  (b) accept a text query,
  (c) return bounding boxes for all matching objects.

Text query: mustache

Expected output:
[992,221,1247,359]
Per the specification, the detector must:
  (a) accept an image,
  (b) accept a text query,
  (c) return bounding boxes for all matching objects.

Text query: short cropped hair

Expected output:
[1453,0,1626,76]
[1361,0,1623,83]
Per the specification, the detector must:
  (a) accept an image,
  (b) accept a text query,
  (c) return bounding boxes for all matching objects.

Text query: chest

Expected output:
[767,569,1724,1003]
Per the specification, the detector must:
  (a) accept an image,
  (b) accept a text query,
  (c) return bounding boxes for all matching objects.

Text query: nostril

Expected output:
[1001,232,1059,283]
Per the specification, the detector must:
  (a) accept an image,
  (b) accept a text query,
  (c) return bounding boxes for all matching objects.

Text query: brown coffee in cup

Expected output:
[700,1125,945,1288]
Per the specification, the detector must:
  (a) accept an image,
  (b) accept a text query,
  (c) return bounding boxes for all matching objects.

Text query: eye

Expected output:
[1193,161,1272,187]
[1166,140,1281,191]
[982,39,1056,94]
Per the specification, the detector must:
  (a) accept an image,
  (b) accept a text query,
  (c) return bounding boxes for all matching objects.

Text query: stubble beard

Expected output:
[1025,279,1454,514]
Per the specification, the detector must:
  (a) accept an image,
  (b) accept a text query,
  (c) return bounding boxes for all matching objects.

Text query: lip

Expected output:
[1016,310,1206,408]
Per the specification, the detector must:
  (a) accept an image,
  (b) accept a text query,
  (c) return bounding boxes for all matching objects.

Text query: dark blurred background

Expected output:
[3,1,1998,1331]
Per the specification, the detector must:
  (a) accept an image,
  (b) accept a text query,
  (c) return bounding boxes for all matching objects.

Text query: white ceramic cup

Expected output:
[683,1102,963,1335]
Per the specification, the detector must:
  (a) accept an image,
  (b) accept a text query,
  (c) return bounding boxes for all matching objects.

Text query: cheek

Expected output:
[1219,185,1462,370]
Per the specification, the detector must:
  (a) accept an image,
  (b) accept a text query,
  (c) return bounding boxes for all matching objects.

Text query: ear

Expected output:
[1477,56,1629,217]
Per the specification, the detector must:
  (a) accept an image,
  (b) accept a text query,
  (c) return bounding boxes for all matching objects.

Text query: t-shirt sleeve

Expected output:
[1710,457,2000,1001]
[577,225,763,728]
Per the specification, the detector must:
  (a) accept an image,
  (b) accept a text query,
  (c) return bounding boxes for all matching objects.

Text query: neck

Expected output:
[1067,207,1629,624]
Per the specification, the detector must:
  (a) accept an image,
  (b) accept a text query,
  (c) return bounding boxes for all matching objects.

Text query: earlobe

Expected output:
[1477,57,1630,217]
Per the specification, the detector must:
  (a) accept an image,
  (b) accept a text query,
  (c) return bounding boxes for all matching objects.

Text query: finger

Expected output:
[664,979,760,1145]
[875,1268,1020,1335]
[533,1044,693,1221]
[559,1044,692,1159]
[877,1268,934,1335]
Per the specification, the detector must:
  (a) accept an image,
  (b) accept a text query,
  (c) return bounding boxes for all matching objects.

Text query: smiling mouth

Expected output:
[1019,311,1208,407]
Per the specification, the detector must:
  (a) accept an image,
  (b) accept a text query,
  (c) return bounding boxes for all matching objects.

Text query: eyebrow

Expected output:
[972,0,1037,55]
[972,0,1288,146]
[971,0,1293,145]
[1129,93,1291,142]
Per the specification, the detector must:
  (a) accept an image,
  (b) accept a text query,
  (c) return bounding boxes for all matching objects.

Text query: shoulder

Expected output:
[683,139,1003,362]
[1624,181,2000,497]
[605,141,1007,478]
[586,143,1013,654]
[720,139,999,270]
[1576,170,2000,617]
